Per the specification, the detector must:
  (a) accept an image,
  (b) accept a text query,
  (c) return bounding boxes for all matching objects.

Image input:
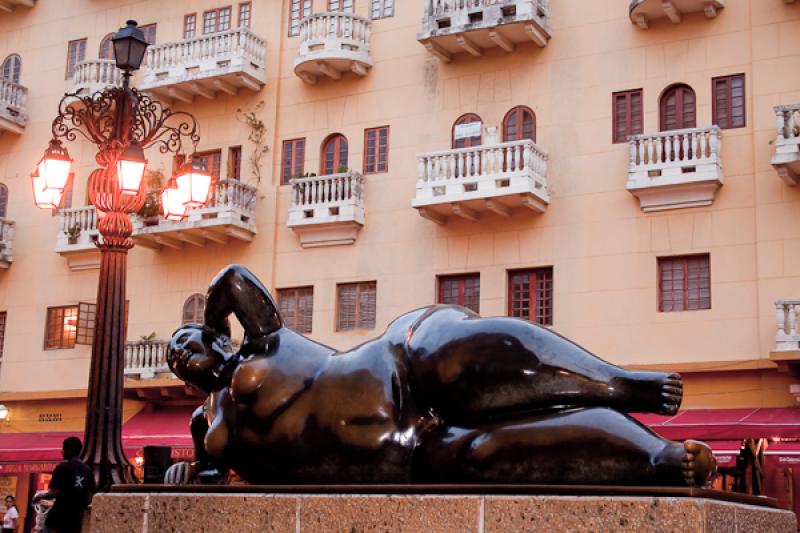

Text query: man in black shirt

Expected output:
[34,437,96,533]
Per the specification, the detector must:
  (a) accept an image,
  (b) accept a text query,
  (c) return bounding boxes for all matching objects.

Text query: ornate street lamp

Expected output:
[31,20,211,489]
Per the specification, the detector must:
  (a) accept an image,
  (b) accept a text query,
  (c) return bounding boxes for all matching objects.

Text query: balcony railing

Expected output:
[288,172,365,247]
[413,138,549,224]
[0,79,27,134]
[140,26,267,102]
[626,126,723,212]
[775,300,800,352]
[0,217,15,268]
[125,340,170,379]
[293,12,373,84]
[72,59,122,94]
[134,178,257,249]
[771,104,800,185]
[418,0,552,62]
[629,0,725,29]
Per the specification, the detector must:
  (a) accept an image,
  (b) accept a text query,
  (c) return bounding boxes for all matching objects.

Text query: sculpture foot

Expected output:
[682,439,716,487]
[620,371,683,415]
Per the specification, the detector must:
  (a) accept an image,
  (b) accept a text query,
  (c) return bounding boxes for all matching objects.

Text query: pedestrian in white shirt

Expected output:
[2,495,18,533]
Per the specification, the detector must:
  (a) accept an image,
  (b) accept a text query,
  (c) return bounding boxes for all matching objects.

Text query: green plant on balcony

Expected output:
[236,101,269,185]
[293,172,317,180]
[139,331,157,342]
[336,165,349,174]
[137,168,164,225]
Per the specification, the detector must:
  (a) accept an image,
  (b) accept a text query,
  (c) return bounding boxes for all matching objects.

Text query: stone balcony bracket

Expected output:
[139,26,267,103]
[418,0,552,63]
[771,104,800,185]
[293,12,374,85]
[0,217,15,269]
[288,171,366,247]
[0,78,27,134]
[629,0,725,29]
[413,133,549,225]
[626,125,723,212]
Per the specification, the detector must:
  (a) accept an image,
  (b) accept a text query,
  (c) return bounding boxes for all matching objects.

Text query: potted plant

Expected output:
[336,165,349,174]
[137,168,164,226]
[65,223,81,245]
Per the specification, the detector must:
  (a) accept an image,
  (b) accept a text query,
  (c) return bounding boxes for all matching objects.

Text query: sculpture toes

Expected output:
[663,385,682,395]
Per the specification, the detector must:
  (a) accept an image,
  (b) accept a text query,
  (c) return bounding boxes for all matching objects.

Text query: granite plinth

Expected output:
[90,489,795,533]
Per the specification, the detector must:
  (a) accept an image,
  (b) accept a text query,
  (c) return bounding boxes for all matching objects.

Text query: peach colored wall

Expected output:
[0,0,798,394]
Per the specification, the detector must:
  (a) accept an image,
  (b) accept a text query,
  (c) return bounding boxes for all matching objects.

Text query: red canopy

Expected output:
[0,406,195,463]
[634,408,800,440]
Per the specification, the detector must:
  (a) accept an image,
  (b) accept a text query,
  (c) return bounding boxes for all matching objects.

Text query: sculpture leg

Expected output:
[413,407,715,487]
[406,308,682,421]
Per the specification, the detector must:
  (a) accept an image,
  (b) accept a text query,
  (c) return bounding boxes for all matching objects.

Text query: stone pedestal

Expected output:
[90,489,796,532]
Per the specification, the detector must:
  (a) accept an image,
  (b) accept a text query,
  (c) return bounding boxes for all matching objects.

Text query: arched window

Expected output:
[1,54,21,83]
[452,113,482,149]
[182,294,206,325]
[321,134,348,175]
[503,106,536,142]
[99,33,114,60]
[660,84,696,131]
[0,184,7,218]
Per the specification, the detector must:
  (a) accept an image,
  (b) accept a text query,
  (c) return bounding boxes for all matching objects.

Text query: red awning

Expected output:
[0,406,195,464]
[634,408,800,440]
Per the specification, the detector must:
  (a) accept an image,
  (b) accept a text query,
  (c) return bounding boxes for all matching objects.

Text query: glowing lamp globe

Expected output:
[161,187,186,221]
[116,143,147,195]
[176,158,212,208]
[32,170,62,210]
[38,140,72,193]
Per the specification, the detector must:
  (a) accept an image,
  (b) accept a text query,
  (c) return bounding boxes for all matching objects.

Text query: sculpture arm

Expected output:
[205,265,282,355]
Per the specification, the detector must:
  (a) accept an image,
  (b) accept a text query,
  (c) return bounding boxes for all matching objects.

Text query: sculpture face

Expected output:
[167,325,233,394]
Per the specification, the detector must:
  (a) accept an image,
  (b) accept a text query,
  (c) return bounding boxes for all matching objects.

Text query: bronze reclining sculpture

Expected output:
[165,264,716,487]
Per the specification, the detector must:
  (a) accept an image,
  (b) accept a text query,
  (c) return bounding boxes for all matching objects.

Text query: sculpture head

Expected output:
[167,324,236,393]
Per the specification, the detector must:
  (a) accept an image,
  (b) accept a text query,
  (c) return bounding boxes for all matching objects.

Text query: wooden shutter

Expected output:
[503,106,536,142]
[184,14,197,39]
[278,287,313,334]
[239,3,252,28]
[713,74,745,129]
[0,184,7,218]
[45,306,78,349]
[438,274,480,314]
[329,0,354,12]
[337,282,376,331]
[218,7,232,31]
[508,268,553,325]
[196,150,222,180]
[364,126,389,174]
[203,10,218,34]
[140,24,157,45]
[228,146,242,180]
[182,294,206,325]
[322,134,348,175]
[658,255,710,312]
[612,89,643,143]
[371,0,394,18]
[76,302,97,345]
[66,39,87,80]
[2,55,21,83]
[282,138,306,184]
[660,85,696,131]
[0,312,6,367]
[289,0,312,36]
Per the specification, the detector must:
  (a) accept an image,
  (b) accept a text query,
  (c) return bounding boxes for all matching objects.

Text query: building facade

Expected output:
[0,0,800,524]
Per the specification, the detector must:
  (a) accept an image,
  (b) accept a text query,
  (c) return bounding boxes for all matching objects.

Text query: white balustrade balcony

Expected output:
[775,300,800,352]
[0,217,15,268]
[55,206,102,271]
[288,172,365,247]
[629,0,725,29]
[626,126,723,212]
[418,0,552,63]
[125,339,171,379]
[413,138,549,224]
[72,59,122,94]
[134,178,257,250]
[293,12,373,84]
[0,79,27,134]
[0,0,35,14]
[139,26,266,102]
[771,104,800,185]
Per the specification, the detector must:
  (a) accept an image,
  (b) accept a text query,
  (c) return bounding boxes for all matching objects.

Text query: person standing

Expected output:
[2,495,18,533]
[33,437,95,533]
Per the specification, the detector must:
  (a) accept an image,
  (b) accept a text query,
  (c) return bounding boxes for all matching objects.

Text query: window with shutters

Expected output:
[612,89,643,143]
[76,302,96,345]
[98,34,114,59]
[452,113,482,149]
[203,8,231,34]
[321,134,348,175]
[66,39,87,80]
[45,305,79,349]
[239,2,252,28]
[289,0,312,36]
[371,0,394,19]
[1,54,21,83]
[658,255,711,312]
[184,14,198,39]
[0,184,7,218]
[0,312,6,373]
[140,23,157,45]
[660,84,696,131]
[364,126,389,174]
[182,294,206,325]
[336,282,377,331]
[329,0,354,12]
[282,138,305,184]
[503,106,536,142]
[438,274,480,314]
[278,286,313,334]
[195,150,222,181]
[508,268,553,326]
[228,146,242,180]
[712,74,745,130]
